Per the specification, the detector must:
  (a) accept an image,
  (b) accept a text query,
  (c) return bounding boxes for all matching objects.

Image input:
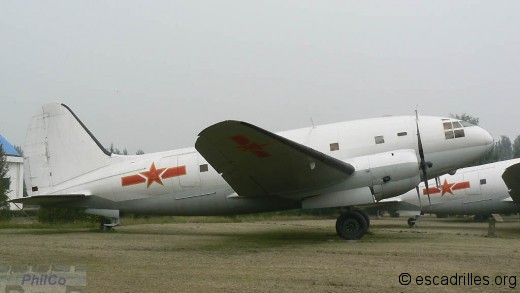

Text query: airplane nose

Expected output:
[479,127,495,151]
[481,127,494,150]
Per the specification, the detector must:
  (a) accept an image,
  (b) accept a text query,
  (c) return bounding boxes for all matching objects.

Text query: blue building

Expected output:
[1,134,24,210]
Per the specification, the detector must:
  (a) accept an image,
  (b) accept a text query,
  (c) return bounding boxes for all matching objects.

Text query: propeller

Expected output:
[415,110,433,211]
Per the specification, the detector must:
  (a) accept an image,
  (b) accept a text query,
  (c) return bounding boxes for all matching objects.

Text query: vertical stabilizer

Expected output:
[24,103,110,195]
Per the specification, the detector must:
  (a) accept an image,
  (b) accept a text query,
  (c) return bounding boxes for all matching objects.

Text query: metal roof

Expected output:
[0,134,20,157]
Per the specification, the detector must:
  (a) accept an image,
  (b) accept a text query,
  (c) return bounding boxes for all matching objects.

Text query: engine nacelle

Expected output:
[371,176,421,201]
[346,149,421,201]
[302,149,422,209]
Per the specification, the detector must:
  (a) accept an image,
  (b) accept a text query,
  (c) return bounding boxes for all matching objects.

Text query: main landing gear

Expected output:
[99,217,120,231]
[335,208,370,240]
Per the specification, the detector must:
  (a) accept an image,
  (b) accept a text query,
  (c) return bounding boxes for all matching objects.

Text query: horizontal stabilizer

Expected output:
[10,194,86,205]
[196,121,354,197]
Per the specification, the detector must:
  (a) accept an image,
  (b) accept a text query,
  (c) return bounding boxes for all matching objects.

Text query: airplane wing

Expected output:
[10,194,86,205]
[195,121,355,197]
[502,162,520,203]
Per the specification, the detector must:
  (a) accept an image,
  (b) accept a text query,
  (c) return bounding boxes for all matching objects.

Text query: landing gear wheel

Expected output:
[407,217,416,227]
[99,217,113,231]
[336,211,368,240]
[355,208,370,228]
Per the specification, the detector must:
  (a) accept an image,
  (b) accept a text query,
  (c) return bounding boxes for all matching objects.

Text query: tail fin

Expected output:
[24,103,110,195]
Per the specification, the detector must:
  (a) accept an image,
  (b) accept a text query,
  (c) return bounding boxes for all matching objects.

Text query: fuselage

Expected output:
[385,159,520,215]
[35,115,493,216]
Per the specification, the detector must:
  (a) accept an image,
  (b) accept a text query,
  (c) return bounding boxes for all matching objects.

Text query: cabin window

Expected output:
[397,132,407,137]
[480,179,487,185]
[375,136,385,144]
[330,143,339,151]
[199,164,209,172]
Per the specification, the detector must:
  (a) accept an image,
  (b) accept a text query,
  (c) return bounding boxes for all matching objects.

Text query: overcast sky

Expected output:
[1,1,519,154]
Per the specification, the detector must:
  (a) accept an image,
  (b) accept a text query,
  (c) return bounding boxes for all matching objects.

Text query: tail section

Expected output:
[24,103,110,195]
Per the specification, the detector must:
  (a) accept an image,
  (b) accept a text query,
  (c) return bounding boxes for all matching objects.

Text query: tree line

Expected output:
[107,143,145,156]
[450,113,520,165]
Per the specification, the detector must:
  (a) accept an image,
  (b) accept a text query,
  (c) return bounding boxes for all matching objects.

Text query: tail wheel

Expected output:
[336,211,368,240]
[407,217,416,227]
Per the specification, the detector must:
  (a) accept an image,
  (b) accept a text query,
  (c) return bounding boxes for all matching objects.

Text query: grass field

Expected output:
[1,215,519,292]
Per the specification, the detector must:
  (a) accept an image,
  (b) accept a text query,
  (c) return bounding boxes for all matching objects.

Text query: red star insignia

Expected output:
[140,162,166,188]
[440,179,455,196]
[240,141,268,152]
[230,135,271,158]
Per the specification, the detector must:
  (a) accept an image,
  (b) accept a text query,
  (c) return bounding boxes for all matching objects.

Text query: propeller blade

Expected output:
[415,109,432,211]
[415,110,426,163]
[415,186,423,211]
[422,169,432,211]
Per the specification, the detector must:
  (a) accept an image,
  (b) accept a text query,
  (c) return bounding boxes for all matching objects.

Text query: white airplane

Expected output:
[380,158,520,226]
[14,103,493,240]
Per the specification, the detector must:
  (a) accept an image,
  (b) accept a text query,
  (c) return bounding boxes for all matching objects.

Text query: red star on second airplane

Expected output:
[422,179,471,196]
[440,178,455,196]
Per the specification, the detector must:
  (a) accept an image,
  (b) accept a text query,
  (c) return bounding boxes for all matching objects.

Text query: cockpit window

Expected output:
[453,121,463,129]
[454,129,465,138]
[443,120,465,140]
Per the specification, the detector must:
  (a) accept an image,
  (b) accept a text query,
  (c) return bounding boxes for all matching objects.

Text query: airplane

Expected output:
[379,158,520,227]
[13,103,493,240]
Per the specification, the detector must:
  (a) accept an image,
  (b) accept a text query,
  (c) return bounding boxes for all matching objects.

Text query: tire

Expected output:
[336,211,368,240]
[354,208,370,228]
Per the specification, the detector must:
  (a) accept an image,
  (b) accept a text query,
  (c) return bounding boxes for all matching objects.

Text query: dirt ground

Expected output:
[1,216,519,292]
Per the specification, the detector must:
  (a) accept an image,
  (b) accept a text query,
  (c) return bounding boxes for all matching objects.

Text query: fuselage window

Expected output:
[397,132,407,137]
[200,164,209,172]
[375,136,385,144]
[330,143,340,151]
[480,179,487,185]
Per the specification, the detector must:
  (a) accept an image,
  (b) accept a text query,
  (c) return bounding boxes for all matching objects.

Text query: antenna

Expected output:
[310,118,315,129]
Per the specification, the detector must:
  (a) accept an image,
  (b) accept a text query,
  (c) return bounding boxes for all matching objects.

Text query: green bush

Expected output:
[0,178,11,221]
[38,207,100,224]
